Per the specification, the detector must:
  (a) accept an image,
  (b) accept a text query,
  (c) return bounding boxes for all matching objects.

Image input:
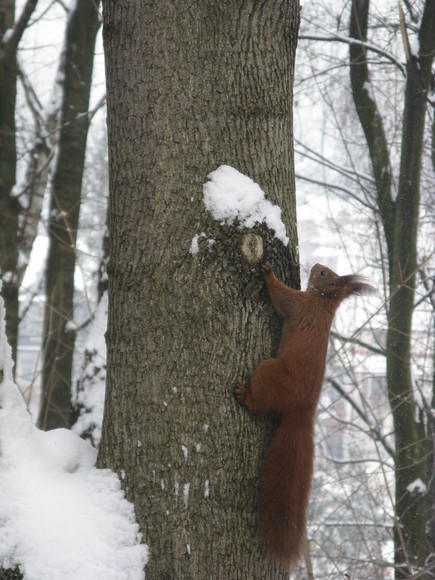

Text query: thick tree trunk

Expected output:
[349,0,435,575]
[99,1,300,577]
[38,0,101,430]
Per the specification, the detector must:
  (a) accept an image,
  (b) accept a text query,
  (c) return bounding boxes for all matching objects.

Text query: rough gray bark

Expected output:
[349,0,435,575]
[99,1,300,578]
[38,0,101,430]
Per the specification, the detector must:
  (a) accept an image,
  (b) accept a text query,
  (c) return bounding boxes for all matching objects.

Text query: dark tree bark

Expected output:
[38,0,101,430]
[98,1,300,577]
[349,0,435,575]
[0,0,38,369]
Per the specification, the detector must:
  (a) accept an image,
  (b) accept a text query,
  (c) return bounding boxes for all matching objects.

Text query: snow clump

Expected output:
[203,165,289,246]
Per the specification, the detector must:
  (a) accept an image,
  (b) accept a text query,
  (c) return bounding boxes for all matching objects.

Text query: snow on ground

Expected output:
[202,165,289,246]
[0,289,148,580]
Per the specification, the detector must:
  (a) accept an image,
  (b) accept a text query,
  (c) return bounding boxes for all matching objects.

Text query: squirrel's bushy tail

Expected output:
[260,414,314,570]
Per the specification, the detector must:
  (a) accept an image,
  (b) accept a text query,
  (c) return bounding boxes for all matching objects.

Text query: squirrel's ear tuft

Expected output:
[340,275,376,296]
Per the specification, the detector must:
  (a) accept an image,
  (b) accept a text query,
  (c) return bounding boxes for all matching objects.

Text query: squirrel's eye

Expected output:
[320,270,327,277]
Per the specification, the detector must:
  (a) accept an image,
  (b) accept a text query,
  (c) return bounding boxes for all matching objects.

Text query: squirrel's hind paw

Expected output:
[234,381,248,405]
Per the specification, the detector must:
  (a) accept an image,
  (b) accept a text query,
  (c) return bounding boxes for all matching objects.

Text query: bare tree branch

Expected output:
[330,330,386,356]
[3,0,39,54]
[328,377,395,458]
[349,0,396,262]
[295,173,375,210]
[299,32,406,76]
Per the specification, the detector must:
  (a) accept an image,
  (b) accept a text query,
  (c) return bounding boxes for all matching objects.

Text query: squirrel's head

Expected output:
[307,263,375,300]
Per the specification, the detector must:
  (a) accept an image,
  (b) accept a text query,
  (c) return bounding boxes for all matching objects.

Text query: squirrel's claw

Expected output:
[234,381,248,405]
[262,262,272,275]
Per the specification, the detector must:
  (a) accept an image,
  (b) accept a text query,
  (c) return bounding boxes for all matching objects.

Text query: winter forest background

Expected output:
[0,0,434,578]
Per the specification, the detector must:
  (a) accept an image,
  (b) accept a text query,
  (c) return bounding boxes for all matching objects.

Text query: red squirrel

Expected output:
[235,262,374,571]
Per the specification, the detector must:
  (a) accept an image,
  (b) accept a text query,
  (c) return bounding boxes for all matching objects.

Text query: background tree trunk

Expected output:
[98,1,300,577]
[349,0,435,574]
[0,0,38,369]
[38,0,101,430]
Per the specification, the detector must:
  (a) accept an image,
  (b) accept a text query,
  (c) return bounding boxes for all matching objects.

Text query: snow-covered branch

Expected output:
[2,0,39,54]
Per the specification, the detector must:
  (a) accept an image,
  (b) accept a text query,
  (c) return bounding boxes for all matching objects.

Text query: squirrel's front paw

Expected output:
[262,262,272,276]
[234,381,248,405]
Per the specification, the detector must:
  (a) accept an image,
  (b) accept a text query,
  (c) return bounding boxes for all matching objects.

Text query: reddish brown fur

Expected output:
[235,262,374,571]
